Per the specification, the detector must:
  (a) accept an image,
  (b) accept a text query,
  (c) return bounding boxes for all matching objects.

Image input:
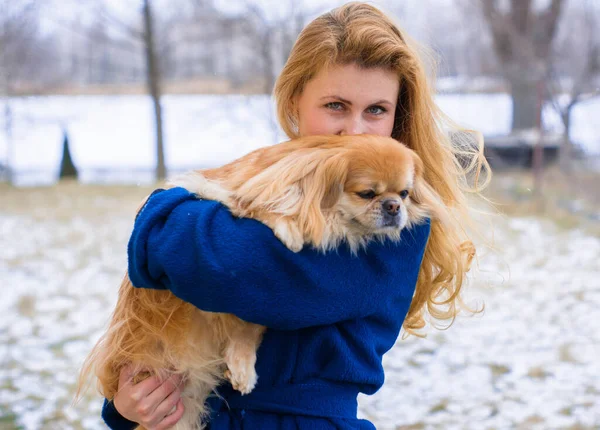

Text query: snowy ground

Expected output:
[1,182,598,429]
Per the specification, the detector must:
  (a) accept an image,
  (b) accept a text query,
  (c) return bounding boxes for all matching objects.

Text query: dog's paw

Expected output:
[224,366,257,395]
[273,219,304,253]
[224,341,259,395]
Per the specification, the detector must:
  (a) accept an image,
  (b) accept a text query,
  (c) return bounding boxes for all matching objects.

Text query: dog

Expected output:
[77,134,445,430]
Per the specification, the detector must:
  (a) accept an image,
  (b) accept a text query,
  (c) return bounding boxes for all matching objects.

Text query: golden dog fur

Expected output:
[77,134,445,430]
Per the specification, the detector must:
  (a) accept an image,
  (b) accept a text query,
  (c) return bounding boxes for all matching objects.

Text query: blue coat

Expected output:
[102,187,430,429]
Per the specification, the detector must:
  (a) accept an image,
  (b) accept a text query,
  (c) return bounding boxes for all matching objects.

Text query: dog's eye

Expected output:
[399,190,409,199]
[357,190,377,200]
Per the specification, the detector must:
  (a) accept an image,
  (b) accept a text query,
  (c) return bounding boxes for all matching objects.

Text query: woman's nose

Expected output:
[338,115,365,136]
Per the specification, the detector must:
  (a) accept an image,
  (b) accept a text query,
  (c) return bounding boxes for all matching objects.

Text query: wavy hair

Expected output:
[274,2,491,334]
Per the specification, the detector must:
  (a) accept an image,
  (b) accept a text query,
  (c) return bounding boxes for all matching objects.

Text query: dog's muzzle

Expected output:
[381,199,402,227]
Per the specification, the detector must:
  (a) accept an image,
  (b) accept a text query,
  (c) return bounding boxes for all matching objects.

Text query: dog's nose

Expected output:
[382,199,400,216]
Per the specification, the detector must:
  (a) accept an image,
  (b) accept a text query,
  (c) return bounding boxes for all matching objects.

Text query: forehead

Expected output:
[302,63,399,104]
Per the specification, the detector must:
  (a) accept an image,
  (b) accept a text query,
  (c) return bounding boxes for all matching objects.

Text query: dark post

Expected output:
[532,80,544,207]
[59,129,78,180]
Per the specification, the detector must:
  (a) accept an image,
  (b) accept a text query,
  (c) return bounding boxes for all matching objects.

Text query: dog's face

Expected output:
[339,162,413,233]
[331,136,419,234]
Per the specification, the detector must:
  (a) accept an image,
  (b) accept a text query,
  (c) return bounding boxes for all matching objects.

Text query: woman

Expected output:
[102,2,488,429]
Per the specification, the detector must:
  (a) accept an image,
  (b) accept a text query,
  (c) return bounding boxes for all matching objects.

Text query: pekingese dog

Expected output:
[77,134,445,430]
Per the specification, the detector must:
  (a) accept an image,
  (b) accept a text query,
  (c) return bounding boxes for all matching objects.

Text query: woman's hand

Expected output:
[113,365,185,430]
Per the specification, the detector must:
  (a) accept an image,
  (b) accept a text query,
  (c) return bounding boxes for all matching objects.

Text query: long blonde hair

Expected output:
[274,2,490,335]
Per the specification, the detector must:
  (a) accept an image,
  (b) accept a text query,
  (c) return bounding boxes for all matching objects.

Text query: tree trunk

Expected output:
[559,108,573,173]
[143,0,166,181]
[480,0,565,134]
[261,29,277,95]
[510,78,540,131]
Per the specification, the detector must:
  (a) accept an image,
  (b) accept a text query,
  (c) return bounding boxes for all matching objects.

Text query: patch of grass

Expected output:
[526,366,552,379]
[48,336,89,358]
[396,423,426,430]
[489,363,511,381]
[483,165,600,236]
[517,415,545,429]
[558,344,579,364]
[42,410,78,430]
[0,182,155,218]
[429,399,449,414]
[0,411,24,430]
[0,380,18,393]
[559,407,573,416]
[16,295,36,318]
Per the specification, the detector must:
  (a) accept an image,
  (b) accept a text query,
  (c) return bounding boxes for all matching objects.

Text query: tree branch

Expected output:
[97,6,144,40]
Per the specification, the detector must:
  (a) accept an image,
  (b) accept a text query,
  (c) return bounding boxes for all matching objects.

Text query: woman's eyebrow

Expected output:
[320,95,352,105]
[371,99,394,106]
[319,96,394,107]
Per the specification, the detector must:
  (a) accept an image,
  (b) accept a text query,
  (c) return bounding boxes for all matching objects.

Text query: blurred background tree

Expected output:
[480,0,564,132]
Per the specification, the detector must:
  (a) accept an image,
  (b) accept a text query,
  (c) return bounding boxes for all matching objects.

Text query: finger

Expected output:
[145,374,183,408]
[130,374,163,403]
[134,374,182,421]
[152,383,182,422]
[156,399,185,430]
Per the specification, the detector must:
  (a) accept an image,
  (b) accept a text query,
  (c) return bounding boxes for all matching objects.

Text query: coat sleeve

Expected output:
[128,187,430,330]
[101,399,137,429]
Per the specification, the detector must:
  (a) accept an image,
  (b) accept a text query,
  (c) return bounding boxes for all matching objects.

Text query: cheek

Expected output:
[365,116,396,137]
[399,205,409,228]
[338,195,365,216]
[298,108,338,137]
[401,204,408,219]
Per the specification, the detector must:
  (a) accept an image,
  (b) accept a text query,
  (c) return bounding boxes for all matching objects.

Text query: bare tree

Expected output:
[479,0,565,132]
[143,0,166,180]
[52,0,231,180]
[0,1,59,93]
[230,1,316,142]
[84,0,166,180]
[0,0,47,183]
[547,0,600,171]
[241,1,310,95]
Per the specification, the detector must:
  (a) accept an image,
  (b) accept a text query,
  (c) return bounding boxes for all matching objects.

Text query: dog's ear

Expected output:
[300,151,348,209]
[296,151,348,244]
[236,148,348,245]
[410,149,424,180]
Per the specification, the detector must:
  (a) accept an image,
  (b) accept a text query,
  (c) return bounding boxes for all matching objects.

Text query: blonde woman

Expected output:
[103,2,487,429]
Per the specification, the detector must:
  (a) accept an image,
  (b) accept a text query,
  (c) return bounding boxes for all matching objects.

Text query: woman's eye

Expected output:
[357,190,377,199]
[399,190,409,199]
[325,102,344,111]
[366,105,386,115]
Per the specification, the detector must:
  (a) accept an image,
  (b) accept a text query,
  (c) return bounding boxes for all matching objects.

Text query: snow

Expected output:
[0,94,598,186]
[1,184,599,429]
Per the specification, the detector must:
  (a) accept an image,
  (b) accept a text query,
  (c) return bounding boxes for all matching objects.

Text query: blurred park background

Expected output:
[1,0,599,429]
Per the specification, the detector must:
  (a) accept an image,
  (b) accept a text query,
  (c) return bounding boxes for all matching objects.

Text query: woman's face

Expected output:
[296,63,399,137]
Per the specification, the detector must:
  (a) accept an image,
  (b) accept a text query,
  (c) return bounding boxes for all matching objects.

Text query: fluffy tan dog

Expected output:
[77,134,445,430]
